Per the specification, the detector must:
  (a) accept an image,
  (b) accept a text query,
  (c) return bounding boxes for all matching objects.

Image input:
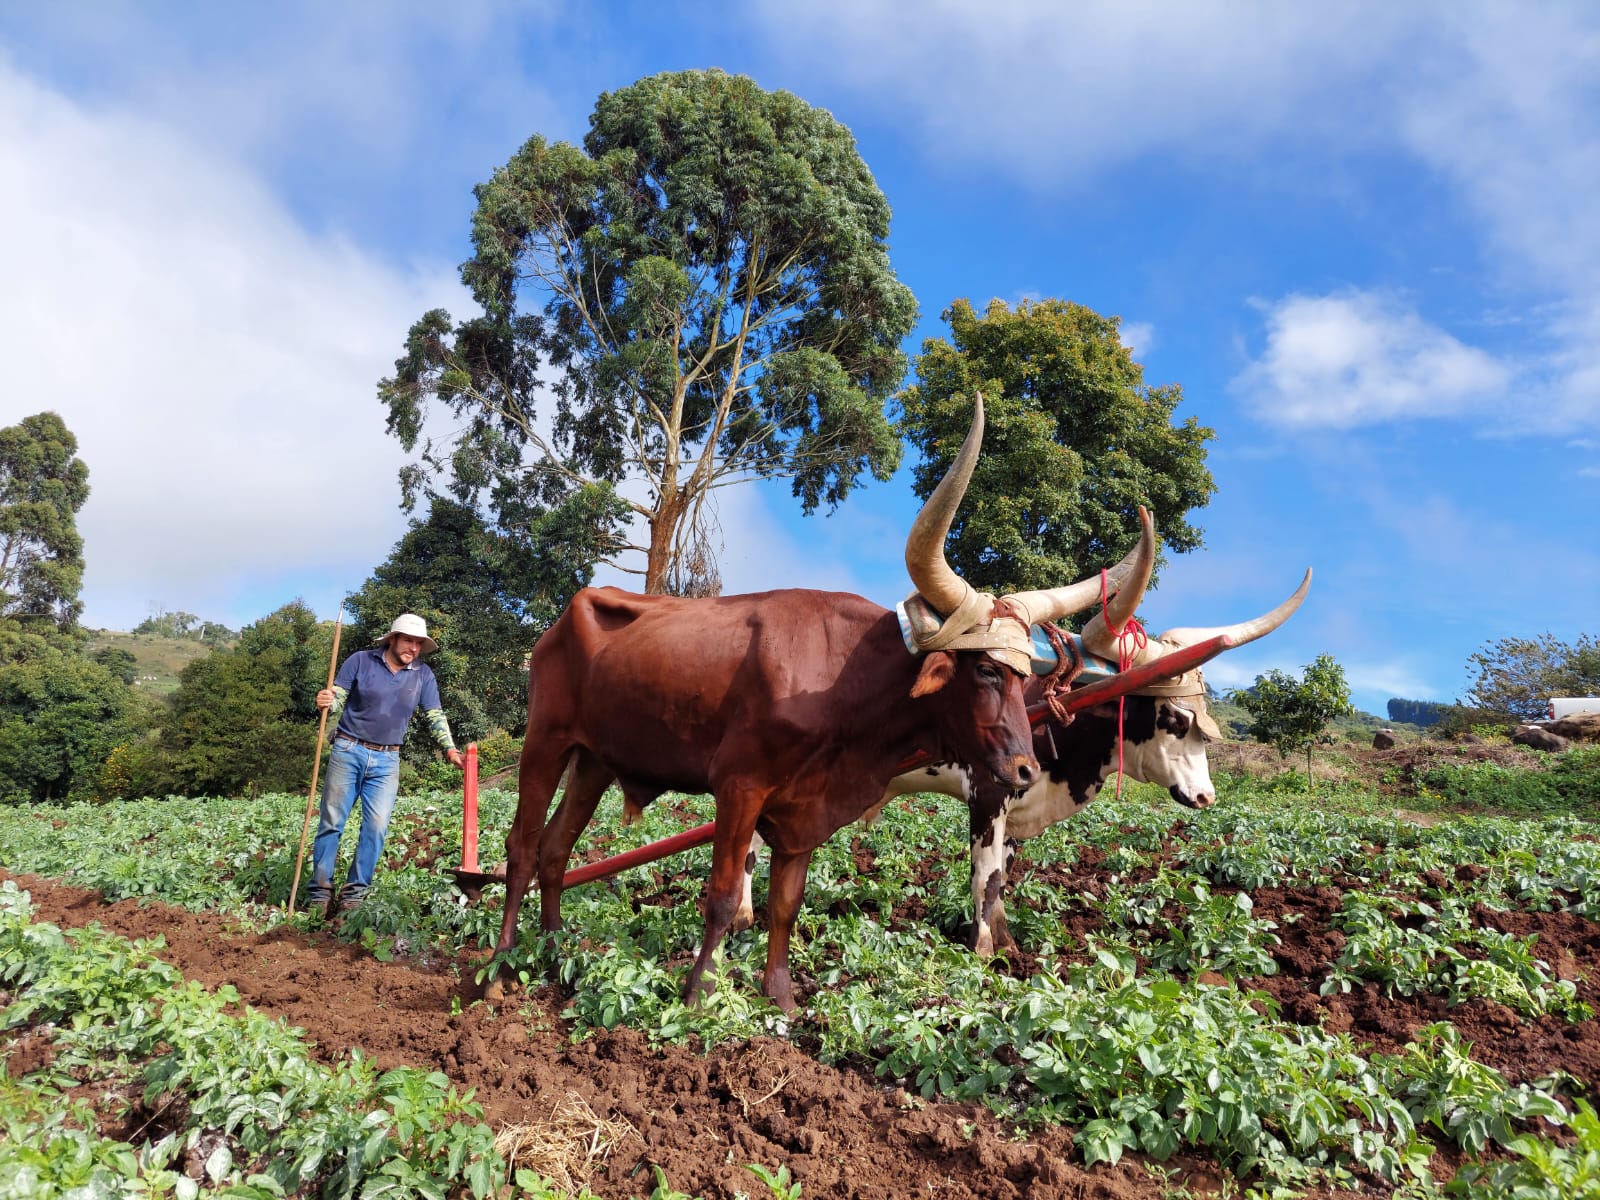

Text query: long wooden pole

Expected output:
[287,609,343,915]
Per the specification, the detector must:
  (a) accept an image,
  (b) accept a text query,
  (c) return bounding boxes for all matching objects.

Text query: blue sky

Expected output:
[1,2,1596,717]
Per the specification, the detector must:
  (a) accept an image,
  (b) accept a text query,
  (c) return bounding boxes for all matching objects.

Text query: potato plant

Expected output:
[2,771,1596,1195]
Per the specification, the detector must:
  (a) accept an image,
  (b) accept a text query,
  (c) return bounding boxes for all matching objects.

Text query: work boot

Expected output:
[305,888,333,919]
[336,886,366,916]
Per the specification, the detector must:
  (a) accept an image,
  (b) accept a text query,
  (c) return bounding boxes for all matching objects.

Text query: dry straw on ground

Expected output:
[493,1090,642,1192]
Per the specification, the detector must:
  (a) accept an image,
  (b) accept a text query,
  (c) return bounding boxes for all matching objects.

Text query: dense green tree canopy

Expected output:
[158,601,331,797]
[0,411,90,632]
[133,611,207,639]
[91,646,139,686]
[898,299,1215,605]
[1465,632,1600,722]
[381,68,919,594]
[0,647,138,805]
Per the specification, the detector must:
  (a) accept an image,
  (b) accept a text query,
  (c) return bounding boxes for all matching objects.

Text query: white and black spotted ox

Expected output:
[735,536,1311,958]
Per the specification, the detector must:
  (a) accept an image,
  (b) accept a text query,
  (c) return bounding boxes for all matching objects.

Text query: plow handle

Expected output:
[461,743,480,872]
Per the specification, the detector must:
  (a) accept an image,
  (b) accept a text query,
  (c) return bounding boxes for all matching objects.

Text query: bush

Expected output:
[1418,746,1600,815]
[0,650,141,805]
[475,728,522,775]
[95,736,172,803]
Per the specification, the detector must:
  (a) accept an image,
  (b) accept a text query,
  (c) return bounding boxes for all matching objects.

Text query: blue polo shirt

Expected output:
[332,648,442,746]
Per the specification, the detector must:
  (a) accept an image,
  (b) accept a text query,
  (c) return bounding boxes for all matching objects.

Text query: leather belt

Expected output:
[336,734,402,752]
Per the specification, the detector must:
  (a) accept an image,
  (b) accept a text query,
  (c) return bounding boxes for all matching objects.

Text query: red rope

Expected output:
[1101,567,1148,798]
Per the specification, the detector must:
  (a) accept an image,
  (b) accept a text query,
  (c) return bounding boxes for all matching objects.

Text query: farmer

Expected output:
[307,613,464,916]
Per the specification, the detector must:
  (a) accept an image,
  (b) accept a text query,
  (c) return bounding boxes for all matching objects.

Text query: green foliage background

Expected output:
[897,298,1215,604]
[1235,654,1356,764]
[1465,633,1600,722]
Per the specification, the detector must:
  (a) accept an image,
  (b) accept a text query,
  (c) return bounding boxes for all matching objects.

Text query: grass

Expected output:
[82,629,219,695]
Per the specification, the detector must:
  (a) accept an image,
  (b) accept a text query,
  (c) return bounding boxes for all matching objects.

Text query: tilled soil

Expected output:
[5,864,1598,1199]
[993,847,1600,1088]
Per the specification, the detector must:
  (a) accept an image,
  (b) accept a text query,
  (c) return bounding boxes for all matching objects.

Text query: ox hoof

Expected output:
[483,978,506,1004]
[764,990,798,1017]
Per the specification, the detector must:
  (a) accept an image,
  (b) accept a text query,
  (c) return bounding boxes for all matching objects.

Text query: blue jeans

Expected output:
[309,738,401,904]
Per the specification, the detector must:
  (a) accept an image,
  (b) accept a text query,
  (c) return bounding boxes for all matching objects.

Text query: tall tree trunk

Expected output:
[644,489,687,594]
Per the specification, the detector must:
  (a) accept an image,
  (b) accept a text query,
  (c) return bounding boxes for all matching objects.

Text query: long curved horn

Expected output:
[1156,567,1312,650]
[1083,566,1313,669]
[1004,506,1155,627]
[904,394,984,616]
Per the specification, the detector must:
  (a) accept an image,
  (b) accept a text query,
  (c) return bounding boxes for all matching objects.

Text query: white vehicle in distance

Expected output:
[1547,697,1600,720]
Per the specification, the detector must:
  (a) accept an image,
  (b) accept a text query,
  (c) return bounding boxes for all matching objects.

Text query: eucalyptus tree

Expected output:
[382,69,918,594]
[0,411,90,633]
[898,298,1215,607]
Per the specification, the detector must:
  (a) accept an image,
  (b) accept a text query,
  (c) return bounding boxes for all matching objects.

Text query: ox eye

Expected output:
[1159,704,1194,738]
[1170,704,1214,744]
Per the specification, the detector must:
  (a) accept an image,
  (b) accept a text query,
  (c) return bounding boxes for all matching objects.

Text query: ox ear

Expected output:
[910,650,958,697]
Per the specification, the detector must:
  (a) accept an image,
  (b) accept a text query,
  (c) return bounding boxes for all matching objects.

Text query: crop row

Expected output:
[3,777,1598,1192]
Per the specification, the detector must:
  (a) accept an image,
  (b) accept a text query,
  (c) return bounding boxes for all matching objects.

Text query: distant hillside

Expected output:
[83,629,225,695]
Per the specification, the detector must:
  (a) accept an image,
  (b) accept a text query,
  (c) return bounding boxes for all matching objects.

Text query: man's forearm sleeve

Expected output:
[424,708,457,752]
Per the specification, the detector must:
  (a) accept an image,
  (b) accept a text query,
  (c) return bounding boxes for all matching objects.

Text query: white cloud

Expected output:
[1230,291,1512,428]
[1,3,568,186]
[1339,659,1444,709]
[751,3,1600,436]
[1119,321,1155,357]
[750,0,1406,182]
[0,58,464,630]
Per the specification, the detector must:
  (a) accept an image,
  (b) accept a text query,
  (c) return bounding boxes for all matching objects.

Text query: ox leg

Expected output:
[988,839,1020,956]
[967,791,1010,958]
[535,748,616,933]
[761,847,815,1015]
[733,831,765,933]
[684,799,764,1007]
[495,744,573,952]
[485,741,573,1002]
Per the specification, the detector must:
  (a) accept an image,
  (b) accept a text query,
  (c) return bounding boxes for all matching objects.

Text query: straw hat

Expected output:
[378,613,438,655]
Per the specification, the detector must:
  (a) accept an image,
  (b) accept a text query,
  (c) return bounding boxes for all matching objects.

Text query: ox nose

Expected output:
[1171,786,1216,809]
[1004,755,1039,790]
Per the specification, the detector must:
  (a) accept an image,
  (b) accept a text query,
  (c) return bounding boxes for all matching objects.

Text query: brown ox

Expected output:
[489,400,1119,1013]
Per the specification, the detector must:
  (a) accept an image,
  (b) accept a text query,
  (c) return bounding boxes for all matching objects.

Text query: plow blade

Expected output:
[449,744,508,901]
